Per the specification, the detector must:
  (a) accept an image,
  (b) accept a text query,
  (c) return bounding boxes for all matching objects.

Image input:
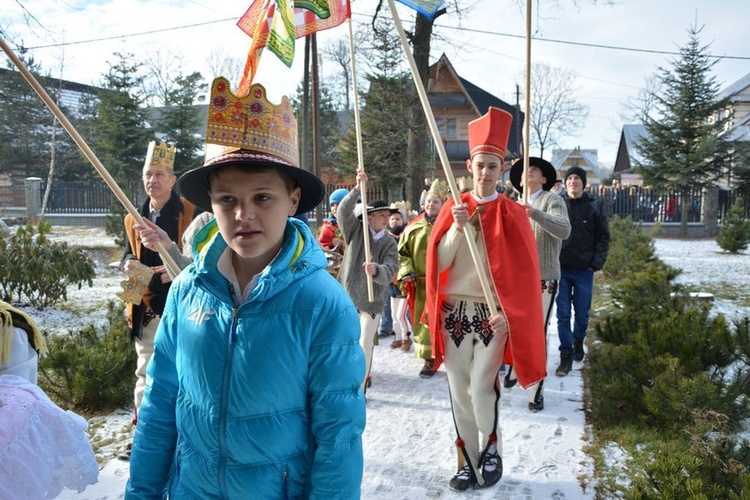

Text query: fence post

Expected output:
[24,177,42,225]
[703,187,719,237]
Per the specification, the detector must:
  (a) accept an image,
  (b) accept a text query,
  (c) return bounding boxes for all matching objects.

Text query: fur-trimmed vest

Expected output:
[123,191,195,339]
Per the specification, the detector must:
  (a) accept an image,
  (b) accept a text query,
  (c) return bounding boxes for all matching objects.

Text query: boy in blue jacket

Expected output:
[125,79,366,499]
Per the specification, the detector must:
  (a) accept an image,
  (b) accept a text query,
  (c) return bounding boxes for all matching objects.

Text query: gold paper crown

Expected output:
[428,179,451,201]
[205,77,298,167]
[390,200,411,216]
[145,141,176,170]
[457,176,473,193]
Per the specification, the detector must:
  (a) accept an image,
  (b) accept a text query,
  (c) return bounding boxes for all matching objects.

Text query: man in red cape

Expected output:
[425,107,546,491]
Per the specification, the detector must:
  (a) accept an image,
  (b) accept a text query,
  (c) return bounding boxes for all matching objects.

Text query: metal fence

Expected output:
[589,185,749,224]
[3,179,750,224]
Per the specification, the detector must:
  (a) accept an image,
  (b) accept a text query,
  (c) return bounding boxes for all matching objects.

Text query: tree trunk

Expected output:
[679,190,690,238]
[406,14,434,210]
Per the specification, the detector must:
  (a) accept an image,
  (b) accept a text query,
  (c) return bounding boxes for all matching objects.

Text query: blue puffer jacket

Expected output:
[126,218,366,499]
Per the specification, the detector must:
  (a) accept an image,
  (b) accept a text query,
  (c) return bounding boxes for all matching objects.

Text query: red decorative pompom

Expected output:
[489,433,497,443]
[455,438,465,448]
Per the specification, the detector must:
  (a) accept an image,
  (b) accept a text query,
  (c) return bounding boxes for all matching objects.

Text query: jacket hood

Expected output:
[187,217,328,304]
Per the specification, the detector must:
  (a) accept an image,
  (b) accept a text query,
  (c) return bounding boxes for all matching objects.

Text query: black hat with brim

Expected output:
[510,157,557,193]
[367,199,399,214]
[177,149,325,216]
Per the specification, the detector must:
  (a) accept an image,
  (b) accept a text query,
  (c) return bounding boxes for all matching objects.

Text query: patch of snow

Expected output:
[28,231,748,498]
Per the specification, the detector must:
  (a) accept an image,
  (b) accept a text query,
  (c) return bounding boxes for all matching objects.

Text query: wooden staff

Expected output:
[387,0,497,320]
[0,35,181,279]
[522,0,533,204]
[347,16,375,302]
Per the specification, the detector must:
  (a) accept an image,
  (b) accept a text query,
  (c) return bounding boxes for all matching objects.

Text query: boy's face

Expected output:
[522,165,545,191]
[566,174,584,199]
[330,202,340,217]
[466,152,503,197]
[389,213,404,228]
[368,210,390,232]
[423,193,443,218]
[209,166,300,265]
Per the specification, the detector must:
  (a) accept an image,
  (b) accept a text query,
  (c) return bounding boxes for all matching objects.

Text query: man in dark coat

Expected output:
[555,166,610,376]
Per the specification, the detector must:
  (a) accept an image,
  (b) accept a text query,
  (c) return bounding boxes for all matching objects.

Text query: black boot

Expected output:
[503,365,517,389]
[574,338,585,362]
[555,351,573,376]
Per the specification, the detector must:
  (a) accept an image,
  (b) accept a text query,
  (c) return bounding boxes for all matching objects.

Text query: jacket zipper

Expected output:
[218,308,239,499]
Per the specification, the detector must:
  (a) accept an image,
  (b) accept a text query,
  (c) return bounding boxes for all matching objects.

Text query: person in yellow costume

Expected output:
[397,179,448,378]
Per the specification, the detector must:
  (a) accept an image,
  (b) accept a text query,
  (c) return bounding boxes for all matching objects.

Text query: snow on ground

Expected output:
[18,228,746,499]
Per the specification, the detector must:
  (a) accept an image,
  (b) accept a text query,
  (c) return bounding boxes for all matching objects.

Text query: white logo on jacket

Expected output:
[187,308,215,325]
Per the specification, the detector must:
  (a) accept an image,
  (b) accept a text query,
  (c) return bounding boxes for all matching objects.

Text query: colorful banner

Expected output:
[237,0,351,95]
[394,0,445,20]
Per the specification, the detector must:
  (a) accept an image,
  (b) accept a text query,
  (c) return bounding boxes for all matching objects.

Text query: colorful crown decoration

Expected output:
[146,141,176,170]
[205,77,298,167]
[428,179,451,201]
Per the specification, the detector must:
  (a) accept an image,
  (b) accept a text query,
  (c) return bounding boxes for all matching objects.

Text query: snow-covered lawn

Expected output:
[15,227,748,499]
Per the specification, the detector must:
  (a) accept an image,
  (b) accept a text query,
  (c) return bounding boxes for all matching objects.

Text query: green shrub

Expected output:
[0,221,95,309]
[717,199,750,254]
[38,300,136,414]
[603,216,662,282]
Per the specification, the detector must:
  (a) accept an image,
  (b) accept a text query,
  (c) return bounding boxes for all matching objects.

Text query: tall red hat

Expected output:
[468,107,514,161]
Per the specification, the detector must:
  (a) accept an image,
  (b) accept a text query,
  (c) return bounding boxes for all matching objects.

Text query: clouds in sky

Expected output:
[3,0,749,165]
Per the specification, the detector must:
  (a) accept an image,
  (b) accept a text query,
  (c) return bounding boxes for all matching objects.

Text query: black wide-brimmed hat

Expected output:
[509,157,558,193]
[177,148,324,216]
[366,199,399,214]
[177,77,324,216]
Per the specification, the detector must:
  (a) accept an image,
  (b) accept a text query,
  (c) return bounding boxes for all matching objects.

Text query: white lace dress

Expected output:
[0,374,99,498]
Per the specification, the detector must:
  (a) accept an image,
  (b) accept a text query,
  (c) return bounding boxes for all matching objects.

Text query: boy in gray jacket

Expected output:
[337,168,399,392]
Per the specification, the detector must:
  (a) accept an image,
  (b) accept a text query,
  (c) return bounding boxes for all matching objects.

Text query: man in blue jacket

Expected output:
[125,79,365,499]
[555,166,610,376]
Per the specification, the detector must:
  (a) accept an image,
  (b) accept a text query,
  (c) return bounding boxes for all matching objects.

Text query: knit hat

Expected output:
[329,188,349,205]
[565,166,587,187]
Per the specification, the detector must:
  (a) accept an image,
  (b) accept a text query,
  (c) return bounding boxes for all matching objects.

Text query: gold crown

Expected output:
[146,141,176,169]
[428,179,451,201]
[457,176,473,193]
[205,77,298,167]
[390,200,411,216]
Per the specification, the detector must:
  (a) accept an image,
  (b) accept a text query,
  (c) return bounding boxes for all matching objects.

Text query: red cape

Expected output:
[425,193,547,388]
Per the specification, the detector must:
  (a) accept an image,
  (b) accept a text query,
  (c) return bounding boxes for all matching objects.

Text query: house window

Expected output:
[437,118,457,139]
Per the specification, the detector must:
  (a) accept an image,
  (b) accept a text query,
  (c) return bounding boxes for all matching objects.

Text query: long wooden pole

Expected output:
[347,16,375,302]
[387,0,497,319]
[522,0,533,205]
[0,36,180,279]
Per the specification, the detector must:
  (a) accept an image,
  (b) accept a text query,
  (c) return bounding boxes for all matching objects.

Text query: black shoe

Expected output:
[555,352,573,377]
[574,338,585,362]
[449,464,475,492]
[528,381,544,412]
[480,442,503,487]
[528,395,544,412]
[117,443,132,462]
[419,359,436,378]
[503,366,517,389]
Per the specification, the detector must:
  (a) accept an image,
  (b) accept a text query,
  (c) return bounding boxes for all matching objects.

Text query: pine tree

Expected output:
[157,71,207,174]
[77,51,152,241]
[0,54,58,179]
[339,16,411,196]
[636,25,731,237]
[716,198,750,253]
